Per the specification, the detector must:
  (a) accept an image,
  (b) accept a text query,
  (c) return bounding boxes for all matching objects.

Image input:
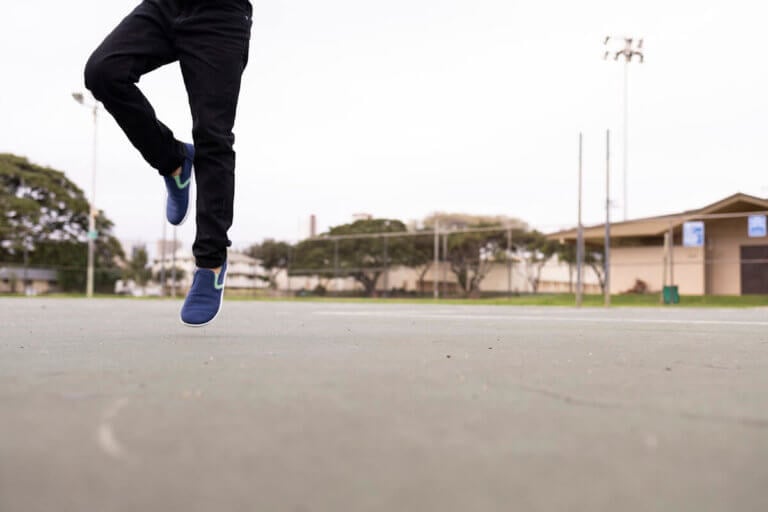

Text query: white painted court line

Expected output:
[97,397,129,459]
[314,310,768,327]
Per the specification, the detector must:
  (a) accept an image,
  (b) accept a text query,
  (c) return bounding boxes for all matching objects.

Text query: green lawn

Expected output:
[230,293,768,308]
[8,292,768,308]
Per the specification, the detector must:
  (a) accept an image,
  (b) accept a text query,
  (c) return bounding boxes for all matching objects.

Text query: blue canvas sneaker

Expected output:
[164,143,195,226]
[180,261,227,327]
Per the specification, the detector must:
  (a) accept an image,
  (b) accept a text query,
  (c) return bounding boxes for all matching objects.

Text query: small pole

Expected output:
[669,225,675,287]
[622,59,629,221]
[287,246,293,293]
[333,238,339,290]
[433,221,439,299]
[576,133,584,307]
[86,104,99,298]
[23,246,29,295]
[507,228,512,298]
[662,232,670,304]
[605,129,612,306]
[160,215,167,296]
[171,227,177,298]
[442,233,448,297]
[383,235,389,296]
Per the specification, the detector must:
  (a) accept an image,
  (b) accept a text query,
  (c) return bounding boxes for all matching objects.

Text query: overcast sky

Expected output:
[1,0,766,251]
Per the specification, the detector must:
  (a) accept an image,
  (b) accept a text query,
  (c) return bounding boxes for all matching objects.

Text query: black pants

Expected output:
[84,0,252,268]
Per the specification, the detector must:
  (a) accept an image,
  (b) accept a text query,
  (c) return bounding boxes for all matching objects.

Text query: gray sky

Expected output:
[1,0,766,250]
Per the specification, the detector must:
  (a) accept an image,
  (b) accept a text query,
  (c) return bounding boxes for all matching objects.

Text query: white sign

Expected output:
[748,215,767,238]
[683,221,705,247]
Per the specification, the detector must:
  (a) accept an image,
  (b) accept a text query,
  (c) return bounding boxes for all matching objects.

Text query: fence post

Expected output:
[433,221,439,299]
[333,238,339,292]
[507,228,512,298]
[605,129,611,307]
[576,133,584,307]
[383,235,389,296]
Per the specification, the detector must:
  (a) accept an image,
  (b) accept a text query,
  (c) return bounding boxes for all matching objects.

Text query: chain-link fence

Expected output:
[4,209,768,301]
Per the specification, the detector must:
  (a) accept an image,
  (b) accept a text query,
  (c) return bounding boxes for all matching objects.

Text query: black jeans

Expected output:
[84,0,252,268]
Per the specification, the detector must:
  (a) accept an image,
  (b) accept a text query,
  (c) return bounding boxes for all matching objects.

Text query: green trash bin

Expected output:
[663,285,680,305]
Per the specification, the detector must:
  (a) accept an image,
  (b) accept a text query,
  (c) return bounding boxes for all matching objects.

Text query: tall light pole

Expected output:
[72,92,100,298]
[604,36,644,221]
[576,133,584,307]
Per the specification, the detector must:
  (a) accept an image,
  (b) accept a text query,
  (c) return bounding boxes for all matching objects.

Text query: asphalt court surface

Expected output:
[1,298,767,511]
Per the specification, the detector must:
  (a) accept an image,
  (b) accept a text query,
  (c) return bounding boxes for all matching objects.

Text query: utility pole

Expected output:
[604,36,644,221]
[333,238,339,287]
[72,92,100,297]
[576,133,584,307]
[605,130,612,306]
[442,234,448,297]
[506,228,512,298]
[160,213,167,296]
[382,235,389,296]
[171,227,178,298]
[433,221,439,299]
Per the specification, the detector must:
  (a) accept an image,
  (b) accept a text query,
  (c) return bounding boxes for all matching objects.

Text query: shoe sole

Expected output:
[179,285,225,328]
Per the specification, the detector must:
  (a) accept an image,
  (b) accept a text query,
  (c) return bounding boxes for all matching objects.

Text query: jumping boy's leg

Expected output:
[176,1,252,327]
[85,1,194,226]
[84,1,184,176]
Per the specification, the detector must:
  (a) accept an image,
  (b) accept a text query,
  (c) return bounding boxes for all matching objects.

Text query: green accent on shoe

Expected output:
[174,174,192,189]
[214,270,225,290]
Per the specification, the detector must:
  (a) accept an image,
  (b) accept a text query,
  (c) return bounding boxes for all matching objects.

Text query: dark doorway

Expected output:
[741,246,768,294]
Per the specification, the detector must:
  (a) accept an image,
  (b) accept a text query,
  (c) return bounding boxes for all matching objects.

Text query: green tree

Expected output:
[555,242,607,294]
[247,239,293,289]
[123,247,152,287]
[424,213,529,297]
[513,231,558,294]
[291,219,413,296]
[406,232,436,294]
[444,227,519,297]
[0,154,124,292]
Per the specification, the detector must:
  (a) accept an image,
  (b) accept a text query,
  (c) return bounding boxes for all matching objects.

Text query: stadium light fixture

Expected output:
[604,36,645,221]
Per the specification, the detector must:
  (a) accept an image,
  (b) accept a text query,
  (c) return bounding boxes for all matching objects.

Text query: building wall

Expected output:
[0,279,56,295]
[706,217,768,295]
[609,245,705,295]
[273,259,602,295]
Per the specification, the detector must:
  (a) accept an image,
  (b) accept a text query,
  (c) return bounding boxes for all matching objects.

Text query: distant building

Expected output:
[549,193,768,296]
[0,267,58,295]
[152,250,268,294]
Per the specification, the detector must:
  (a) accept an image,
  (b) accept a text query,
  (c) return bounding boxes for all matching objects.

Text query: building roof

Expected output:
[548,193,768,242]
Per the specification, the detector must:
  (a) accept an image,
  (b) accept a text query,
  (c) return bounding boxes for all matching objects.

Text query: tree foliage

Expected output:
[291,218,416,296]
[123,247,152,287]
[0,154,124,291]
[247,239,292,289]
[512,231,558,293]
[556,241,607,293]
[425,213,529,297]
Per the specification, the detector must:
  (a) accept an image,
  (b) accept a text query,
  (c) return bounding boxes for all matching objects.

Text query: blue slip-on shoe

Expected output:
[164,143,195,226]
[180,261,227,327]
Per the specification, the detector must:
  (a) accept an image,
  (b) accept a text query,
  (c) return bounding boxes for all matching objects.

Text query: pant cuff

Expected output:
[158,141,186,176]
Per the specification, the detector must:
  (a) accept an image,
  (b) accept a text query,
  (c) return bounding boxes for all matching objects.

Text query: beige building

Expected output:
[152,250,268,294]
[549,193,768,296]
[0,267,58,295]
[274,259,602,296]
